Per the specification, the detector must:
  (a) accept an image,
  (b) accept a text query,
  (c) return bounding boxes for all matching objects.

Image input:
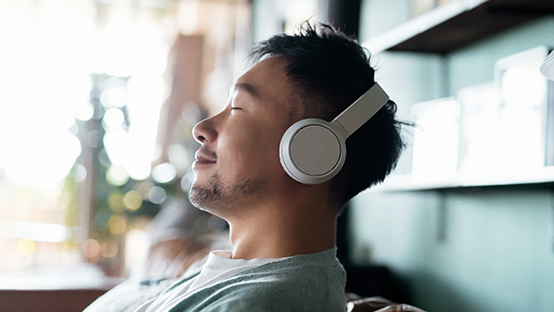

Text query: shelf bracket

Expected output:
[547,184,554,254]
[436,191,447,242]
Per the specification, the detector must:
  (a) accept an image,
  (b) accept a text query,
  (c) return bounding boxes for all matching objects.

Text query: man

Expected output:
[86,23,407,312]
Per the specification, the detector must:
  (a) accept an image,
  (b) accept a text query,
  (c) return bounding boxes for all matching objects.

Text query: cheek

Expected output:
[220,126,282,174]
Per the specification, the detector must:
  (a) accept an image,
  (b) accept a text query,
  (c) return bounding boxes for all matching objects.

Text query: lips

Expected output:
[194,150,217,166]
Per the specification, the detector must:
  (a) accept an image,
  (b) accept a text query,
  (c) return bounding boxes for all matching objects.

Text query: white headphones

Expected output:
[279,83,389,185]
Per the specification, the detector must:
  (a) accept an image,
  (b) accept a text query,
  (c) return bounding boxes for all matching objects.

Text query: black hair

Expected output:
[249,22,406,209]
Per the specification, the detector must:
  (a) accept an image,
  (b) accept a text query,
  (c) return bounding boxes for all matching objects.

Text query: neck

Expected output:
[224,186,338,260]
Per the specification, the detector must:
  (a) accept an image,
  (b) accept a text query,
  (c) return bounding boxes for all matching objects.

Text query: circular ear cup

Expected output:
[279,119,346,185]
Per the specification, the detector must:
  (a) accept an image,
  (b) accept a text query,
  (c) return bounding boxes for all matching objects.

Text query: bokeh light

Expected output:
[148,186,167,204]
[152,163,177,184]
[74,164,88,183]
[124,160,152,181]
[102,108,126,130]
[123,190,143,211]
[168,144,189,173]
[82,239,101,259]
[108,193,125,213]
[2,221,72,243]
[107,165,130,186]
[100,85,128,108]
[108,215,127,235]
[73,101,94,121]
[100,241,119,258]
[136,181,154,199]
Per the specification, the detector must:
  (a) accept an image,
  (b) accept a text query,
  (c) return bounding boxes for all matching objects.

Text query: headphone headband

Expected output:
[331,83,389,139]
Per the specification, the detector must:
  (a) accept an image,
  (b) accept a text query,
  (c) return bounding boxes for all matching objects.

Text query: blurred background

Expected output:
[0,0,254,282]
[1,0,554,312]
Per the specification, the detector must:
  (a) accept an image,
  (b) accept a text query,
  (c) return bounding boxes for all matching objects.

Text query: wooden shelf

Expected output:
[371,167,554,192]
[363,0,554,54]
[360,0,554,192]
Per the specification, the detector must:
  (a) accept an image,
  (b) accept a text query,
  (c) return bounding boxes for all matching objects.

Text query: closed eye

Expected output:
[231,107,242,110]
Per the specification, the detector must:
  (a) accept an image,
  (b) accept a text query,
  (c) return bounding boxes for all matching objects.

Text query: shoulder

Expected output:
[202,277,345,312]
[197,254,346,312]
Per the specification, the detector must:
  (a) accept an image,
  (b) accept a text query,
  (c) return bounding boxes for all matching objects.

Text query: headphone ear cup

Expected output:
[280,119,346,185]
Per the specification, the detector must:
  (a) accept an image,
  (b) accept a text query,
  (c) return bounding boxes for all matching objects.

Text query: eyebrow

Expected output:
[233,82,260,99]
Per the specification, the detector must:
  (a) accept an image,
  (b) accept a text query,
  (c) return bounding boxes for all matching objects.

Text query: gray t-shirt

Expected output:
[136,250,287,311]
[86,248,346,312]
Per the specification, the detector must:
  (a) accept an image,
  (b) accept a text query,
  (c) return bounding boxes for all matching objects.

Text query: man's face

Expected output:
[189,57,298,214]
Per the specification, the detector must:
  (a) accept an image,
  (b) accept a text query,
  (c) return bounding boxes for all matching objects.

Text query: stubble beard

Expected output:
[188,170,266,213]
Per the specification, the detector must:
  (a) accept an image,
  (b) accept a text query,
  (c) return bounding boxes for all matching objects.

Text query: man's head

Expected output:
[248,23,405,209]
[189,23,405,215]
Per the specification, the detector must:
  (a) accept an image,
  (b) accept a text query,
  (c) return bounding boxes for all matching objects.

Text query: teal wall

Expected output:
[351,189,554,312]
[448,17,554,93]
[360,0,411,41]
[353,1,554,311]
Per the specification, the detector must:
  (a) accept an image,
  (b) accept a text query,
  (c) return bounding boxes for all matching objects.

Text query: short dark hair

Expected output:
[249,22,406,208]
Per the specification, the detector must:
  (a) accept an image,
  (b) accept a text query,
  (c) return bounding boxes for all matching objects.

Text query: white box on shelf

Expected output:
[457,82,501,178]
[410,97,460,181]
[494,46,550,173]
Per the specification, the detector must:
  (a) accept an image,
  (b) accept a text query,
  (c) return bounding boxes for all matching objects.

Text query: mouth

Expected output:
[193,149,217,167]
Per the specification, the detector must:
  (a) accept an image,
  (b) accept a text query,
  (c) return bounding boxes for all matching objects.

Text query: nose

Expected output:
[192,115,218,144]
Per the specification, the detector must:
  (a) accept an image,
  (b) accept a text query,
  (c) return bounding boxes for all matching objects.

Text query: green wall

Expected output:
[351,189,554,312]
[353,2,554,311]
[360,0,411,41]
[448,17,554,93]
